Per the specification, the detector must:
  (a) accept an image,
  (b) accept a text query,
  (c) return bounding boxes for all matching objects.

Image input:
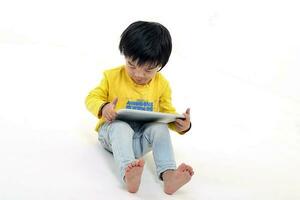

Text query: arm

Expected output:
[159,81,191,134]
[85,73,109,118]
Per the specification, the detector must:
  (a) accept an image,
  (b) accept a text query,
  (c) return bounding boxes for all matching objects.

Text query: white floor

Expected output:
[1,97,300,200]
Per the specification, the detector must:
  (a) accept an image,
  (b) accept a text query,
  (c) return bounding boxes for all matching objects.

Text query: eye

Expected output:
[146,67,157,73]
[128,63,136,69]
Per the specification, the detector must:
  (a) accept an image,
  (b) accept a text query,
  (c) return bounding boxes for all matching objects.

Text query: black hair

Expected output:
[119,21,172,70]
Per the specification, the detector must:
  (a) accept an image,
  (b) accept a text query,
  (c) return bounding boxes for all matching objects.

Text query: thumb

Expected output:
[186,108,190,115]
[112,97,118,108]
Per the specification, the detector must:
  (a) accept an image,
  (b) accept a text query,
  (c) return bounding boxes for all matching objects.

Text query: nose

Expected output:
[133,69,145,78]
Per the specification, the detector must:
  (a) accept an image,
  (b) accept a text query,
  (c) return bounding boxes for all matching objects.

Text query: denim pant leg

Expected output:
[141,122,177,180]
[98,120,137,182]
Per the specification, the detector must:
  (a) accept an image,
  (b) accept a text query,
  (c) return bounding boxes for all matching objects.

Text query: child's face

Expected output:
[125,57,161,85]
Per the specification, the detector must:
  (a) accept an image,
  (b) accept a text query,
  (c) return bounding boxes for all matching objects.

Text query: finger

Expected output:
[184,108,190,119]
[186,108,190,115]
[183,112,190,120]
[104,116,111,123]
[112,97,118,108]
[107,106,116,117]
[110,110,118,120]
[176,121,190,132]
[176,119,184,126]
[104,115,112,122]
[109,111,115,119]
[175,126,184,133]
[175,122,181,129]
[107,104,115,111]
[175,121,184,130]
[110,115,116,121]
[105,111,113,120]
[104,112,112,122]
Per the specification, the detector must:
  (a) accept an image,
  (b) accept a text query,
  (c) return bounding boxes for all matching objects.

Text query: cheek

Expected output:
[148,74,156,80]
[147,76,153,81]
[127,70,136,78]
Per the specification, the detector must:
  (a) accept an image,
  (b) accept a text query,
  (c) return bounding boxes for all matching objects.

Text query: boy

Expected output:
[85,21,194,195]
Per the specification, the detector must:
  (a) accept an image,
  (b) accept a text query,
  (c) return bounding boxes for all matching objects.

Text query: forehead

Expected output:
[125,57,158,68]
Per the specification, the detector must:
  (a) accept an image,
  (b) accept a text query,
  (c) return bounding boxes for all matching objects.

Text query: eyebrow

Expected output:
[128,60,158,70]
[127,60,136,66]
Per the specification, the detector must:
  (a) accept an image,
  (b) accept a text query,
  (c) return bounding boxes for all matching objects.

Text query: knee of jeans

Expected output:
[147,123,170,138]
[109,120,134,137]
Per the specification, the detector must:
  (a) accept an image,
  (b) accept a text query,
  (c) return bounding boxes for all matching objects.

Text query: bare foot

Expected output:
[162,163,194,195]
[124,159,145,193]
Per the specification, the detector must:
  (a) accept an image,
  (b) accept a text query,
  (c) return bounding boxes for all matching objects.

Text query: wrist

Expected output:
[98,102,109,118]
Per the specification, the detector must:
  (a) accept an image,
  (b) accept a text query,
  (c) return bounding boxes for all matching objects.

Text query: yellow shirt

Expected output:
[85,65,178,132]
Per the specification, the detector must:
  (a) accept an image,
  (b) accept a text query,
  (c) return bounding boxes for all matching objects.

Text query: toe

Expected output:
[178,163,187,171]
[126,162,135,170]
[186,166,193,172]
[184,171,191,178]
[139,160,145,167]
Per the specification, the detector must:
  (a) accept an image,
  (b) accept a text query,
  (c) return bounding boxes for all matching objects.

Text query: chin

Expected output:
[134,79,148,85]
[135,81,146,85]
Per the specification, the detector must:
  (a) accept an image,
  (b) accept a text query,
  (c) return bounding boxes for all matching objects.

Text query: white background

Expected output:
[0,0,300,199]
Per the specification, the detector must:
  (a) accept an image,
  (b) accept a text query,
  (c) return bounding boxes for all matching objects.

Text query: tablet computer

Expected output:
[116,109,185,123]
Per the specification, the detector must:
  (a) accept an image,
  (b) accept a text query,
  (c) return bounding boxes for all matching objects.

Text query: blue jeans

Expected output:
[98,120,177,182]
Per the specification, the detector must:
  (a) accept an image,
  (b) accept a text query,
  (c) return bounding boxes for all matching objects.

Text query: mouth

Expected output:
[133,78,146,84]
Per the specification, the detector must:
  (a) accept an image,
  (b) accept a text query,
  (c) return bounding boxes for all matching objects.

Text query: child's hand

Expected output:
[174,108,191,133]
[102,97,118,122]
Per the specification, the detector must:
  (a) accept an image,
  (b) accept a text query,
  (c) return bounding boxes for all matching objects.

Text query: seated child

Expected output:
[85,21,194,194]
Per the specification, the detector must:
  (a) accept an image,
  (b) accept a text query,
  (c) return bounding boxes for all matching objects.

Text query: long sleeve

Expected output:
[85,73,109,118]
[159,81,180,133]
[159,81,176,114]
